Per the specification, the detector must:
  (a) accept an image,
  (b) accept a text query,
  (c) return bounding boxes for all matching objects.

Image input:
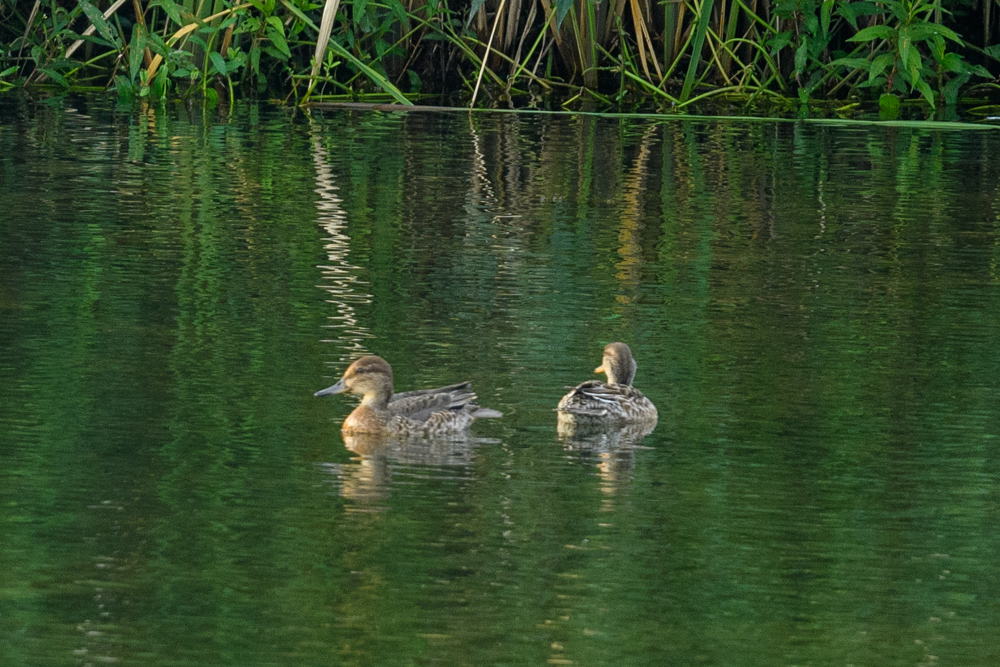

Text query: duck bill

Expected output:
[594,366,606,375]
[314,377,347,397]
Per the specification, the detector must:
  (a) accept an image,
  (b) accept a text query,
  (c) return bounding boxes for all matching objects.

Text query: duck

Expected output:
[557,342,657,430]
[315,355,502,435]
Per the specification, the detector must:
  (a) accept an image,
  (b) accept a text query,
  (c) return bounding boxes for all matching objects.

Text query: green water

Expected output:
[2,96,1000,666]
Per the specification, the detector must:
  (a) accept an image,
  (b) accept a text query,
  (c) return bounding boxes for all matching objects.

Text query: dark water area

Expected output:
[2,95,1000,665]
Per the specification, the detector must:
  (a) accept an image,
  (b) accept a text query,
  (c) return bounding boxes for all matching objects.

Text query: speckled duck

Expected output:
[557,342,657,429]
[315,355,502,436]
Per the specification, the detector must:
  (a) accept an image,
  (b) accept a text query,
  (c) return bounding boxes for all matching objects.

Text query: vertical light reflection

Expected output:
[310,128,374,362]
[614,124,658,310]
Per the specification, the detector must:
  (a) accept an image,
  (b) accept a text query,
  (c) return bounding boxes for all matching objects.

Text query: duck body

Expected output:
[316,356,501,436]
[557,342,657,433]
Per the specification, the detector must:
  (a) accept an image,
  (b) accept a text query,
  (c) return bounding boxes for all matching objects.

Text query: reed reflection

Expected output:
[311,127,373,362]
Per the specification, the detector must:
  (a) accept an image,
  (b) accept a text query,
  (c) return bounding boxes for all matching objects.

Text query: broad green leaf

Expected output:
[467,0,487,25]
[879,92,900,119]
[804,14,818,37]
[794,39,809,76]
[773,0,798,19]
[0,66,17,77]
[900,41,921,80]
[869,53,894,81]
[129,27,147,82]
[985,44,1000,59]
[204,87,219,109]
[267,25,291,58]
[930,34,946,61]
[114,75,135,99]
[39,68,69,87]
[940,52,964,73]
[209,51,227,77]
[250,44,261,73]
[837,1,882,29]
[149,0,185,27]
[831,57,871,70]
[767,31,792,54]
[904,22,961,45]
[354,0,368,24]
[884,0,906,22]
[858,75,886,88]
[153,63,169,98]
[555,0,573,29]
[915,79,935,106]
[942,71,970,105]
[848,25,895,43]
[407,69,421,93]
[387,0,407,25]
[266,16,284,31]
[971,64,993,78]
[78,0,122,49]
[837,2,858,29]
[820,0,833,38]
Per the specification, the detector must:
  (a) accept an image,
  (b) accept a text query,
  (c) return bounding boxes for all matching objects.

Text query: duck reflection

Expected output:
[322,433,495,511]
[558,420,656,498]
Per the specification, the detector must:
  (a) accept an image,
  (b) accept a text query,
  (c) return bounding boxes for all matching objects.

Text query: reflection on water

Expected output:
[2,95,1000,665]
[323,433,497,511]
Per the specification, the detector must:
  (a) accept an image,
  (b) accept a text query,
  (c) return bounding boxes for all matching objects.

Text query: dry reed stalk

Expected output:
[471,0,510,107]
[17,0,41,62]
[627,0,662,81]
[305,0,343,99]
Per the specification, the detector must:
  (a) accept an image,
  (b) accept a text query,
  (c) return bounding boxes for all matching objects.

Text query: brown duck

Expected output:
[315,355,502,435]
[557,342,657,428]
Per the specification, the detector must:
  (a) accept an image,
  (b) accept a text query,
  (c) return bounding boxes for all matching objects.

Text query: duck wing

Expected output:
[389,381,472,404]
[558,380,651,417]
[388,385,478,423]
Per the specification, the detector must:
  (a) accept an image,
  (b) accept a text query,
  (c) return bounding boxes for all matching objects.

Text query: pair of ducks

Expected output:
[315,342,657,436]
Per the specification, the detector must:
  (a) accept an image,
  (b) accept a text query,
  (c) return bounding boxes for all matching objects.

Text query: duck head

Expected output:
[315,355,395,407]
[594,342,637,386]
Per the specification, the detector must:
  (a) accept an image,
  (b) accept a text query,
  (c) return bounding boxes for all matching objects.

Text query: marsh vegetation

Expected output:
[2,0,1000,116]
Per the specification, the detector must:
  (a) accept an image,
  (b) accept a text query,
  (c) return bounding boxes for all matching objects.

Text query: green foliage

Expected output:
[0,0,997,109]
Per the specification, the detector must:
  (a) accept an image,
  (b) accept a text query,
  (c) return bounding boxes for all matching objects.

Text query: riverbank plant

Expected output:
[0,0,997,112]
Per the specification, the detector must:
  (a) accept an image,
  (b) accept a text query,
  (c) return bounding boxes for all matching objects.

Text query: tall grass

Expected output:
[1,0,998,113]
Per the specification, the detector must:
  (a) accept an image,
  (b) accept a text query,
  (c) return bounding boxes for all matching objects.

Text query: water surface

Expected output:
[2,96,1000,665]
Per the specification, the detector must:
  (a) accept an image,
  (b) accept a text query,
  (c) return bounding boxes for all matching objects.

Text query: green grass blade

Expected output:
[680,0,715,103]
